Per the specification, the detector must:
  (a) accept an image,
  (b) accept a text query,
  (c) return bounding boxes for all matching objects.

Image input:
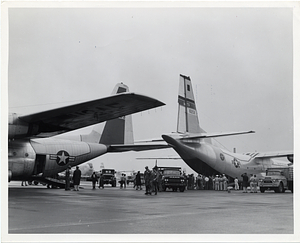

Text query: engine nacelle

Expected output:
[8,170,12,182]
[287,155,293,163]
[9,113,39,139]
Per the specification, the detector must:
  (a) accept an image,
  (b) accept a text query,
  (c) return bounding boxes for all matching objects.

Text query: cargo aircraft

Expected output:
[8,83,168,183]
[144,74,293,181]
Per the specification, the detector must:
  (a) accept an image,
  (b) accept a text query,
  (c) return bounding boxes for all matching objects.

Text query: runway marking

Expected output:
[9,211,198,232]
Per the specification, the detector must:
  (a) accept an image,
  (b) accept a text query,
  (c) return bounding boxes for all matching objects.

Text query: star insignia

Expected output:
[56,150,70,166]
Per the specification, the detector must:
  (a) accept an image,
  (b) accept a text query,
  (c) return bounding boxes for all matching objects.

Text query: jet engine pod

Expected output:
[8,170,12,182]
[287,155,293,163]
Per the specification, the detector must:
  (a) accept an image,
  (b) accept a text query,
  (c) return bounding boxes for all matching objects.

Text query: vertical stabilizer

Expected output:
[99,83,134,145]
[177,74,201,134]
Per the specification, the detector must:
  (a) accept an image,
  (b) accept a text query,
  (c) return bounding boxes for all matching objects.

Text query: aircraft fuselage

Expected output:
[8,138,107,181]
[162,135,289,180]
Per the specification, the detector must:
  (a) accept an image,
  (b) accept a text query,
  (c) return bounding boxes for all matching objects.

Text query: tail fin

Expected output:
[99,83,134,145]
[177,74,201,133]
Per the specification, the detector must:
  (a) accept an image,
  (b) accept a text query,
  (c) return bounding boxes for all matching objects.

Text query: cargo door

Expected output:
[33,154,46,175]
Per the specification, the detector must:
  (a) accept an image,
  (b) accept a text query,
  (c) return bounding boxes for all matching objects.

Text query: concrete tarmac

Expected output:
[8,182,293,235]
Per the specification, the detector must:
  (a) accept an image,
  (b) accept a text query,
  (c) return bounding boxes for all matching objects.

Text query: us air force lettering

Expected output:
[160,74,293,180]
[8,83,168,182]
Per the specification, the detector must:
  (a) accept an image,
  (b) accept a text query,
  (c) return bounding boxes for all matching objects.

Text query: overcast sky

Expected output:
[7,5,294,174]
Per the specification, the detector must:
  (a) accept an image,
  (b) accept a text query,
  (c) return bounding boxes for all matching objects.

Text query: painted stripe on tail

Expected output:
[177,74,201,134]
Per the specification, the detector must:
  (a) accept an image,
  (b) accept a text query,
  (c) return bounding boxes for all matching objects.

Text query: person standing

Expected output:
[65,165,71,191]
[219,175,224,191]
[222,174,228,191]
[135,171,142,190]
[151,167,159,195]
[249,174,255,193]
[212,175,216,190]
[253,174,258,193]
[215,175,220,191]
[241,173,249,193]
[120,174,126,189]
[123,174,127,188]
[99,173,104,189]
[234,177,239,190]
[204,176,209,190]
[144,166,152,195]
[73,166,81,191]
[91,172,98,189]
[157,169,163,192]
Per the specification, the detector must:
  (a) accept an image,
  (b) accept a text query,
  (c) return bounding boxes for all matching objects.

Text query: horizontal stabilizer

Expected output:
[179,130,255,140]
[135,138,165,143]
[251,151,293,159]
[136,157,182,160]
[107,144,170,152]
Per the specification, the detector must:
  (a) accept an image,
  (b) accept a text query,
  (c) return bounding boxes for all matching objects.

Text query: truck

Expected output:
[100,169,117,187]
[259,166,293,193]
[159,167,186,192]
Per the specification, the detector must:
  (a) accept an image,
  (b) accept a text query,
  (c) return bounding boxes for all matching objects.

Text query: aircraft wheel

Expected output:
[260,187,265,193]
[34,181,39,185]
[179,187,185,192]
[28,181,32,185]
[278,182,285,193]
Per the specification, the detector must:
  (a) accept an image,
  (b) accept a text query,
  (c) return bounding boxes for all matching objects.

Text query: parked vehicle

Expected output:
[259,166,293,193]
[100,169,117,187]
[159,167,186,192]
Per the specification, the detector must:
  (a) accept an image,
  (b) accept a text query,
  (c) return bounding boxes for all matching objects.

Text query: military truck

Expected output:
[259,166,293,193]
[100,169,117,187]
[159,167,186,192]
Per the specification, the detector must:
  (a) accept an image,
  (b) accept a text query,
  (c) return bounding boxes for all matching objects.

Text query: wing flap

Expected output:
[107,144,170,152]
[19,93,165,135]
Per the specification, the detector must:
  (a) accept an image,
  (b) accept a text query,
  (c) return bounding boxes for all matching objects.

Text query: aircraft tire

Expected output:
[179,187,185,192]
[278,182,285,193]
[28,181,32,185]
[34,181,39,185]
[260,187,266,193]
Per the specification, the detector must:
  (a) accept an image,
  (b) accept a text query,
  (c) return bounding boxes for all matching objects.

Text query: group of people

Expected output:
[63,165,259,194]
[241,173,259,193]
[186,174,229,191]
[213,174,229,191]
[65,165,82,191]
[144,166,161,195]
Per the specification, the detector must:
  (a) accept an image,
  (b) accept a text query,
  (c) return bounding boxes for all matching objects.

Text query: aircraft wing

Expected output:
[107,144,170,152]
[179,130,255,140]
[18,93,165,136]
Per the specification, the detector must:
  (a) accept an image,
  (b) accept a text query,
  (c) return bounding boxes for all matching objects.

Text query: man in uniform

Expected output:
[65,165,71,191]
[253,175,258,193]
[135,171,142,190]
[151,167,160,195]
[91,172,98,189]
[241,173,249,193]
[249,174,255,193]
[215,175,220,191]
[144,166,152,195]
[222,174,228,191]
[73,166,81,191]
